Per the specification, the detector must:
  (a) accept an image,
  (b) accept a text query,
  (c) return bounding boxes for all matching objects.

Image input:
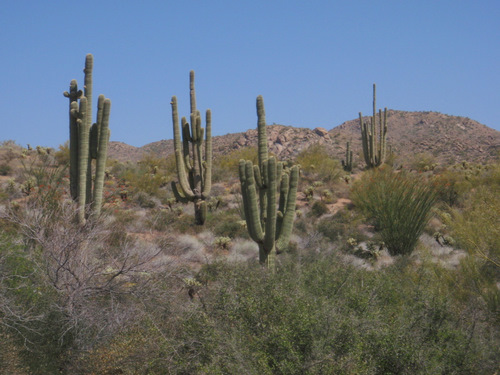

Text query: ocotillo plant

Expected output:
[239,96,299,268]
[171,71,212,225]
[342,141,353,172]
[360,83,387,168]
[63,54,111,224]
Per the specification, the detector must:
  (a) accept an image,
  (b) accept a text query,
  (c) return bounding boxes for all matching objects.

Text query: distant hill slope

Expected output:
[331,110,499,166]
[108,110,500,167]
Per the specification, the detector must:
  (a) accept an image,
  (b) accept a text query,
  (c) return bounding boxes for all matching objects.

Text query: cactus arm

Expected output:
[202,109,212,197]
[84,54,93,143]
[239,160,264,243]
[276,162,283,184]
[192,113,203,191]
[381,108,388,164]
[370,116,376,166]
[92,98,110,216]
[239,160,252,224]
[256,95,268,166]
[263,158,277,253]
[65,80,82,201]
[360,113,372,167]
[253,165,263,188]
[276,165,299,252]
[181,117,193,171]
[189,70,196,115]
[276,169,289,239]
[89,123,98,160]
[90,95,105,159]
[83,54,94,207]
[171,96,195,200]
[171,181,190,204]
[77,96,89,224]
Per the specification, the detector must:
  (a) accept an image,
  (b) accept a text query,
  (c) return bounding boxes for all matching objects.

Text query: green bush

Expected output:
[79,256,498,374]
[351,167,439,255]
[317,208,365,243]
[212,146,259,182]
[309,200,328,217]
[296,143,342,182]
[0,163,12,175]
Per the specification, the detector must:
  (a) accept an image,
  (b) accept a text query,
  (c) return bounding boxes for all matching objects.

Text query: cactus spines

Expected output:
[342,141,353,172]
[360,83,388,168]
[239,96,299,268]
[64,54,111,224]
[171,70,212,225]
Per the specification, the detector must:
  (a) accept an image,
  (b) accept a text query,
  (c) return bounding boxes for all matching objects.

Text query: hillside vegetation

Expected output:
[0,136,498,374]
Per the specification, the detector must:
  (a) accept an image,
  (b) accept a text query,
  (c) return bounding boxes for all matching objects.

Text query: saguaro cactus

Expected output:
[239,96,299,267]
[64,79,83,201]
[342,141,353,172]
[171,70,212,225]
[63,54,111,224]
[360,83,387,168]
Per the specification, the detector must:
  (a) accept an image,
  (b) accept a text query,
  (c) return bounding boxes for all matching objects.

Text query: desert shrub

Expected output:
[61,251,500,374]
[0,163,12,176]
[133,190,160,208]
[0,197,162,373]
[142,208,171,232]
[351,167,439,255]
[447,186,499,265]
[320,189,333,203]
[214,236,231,249]
[53,141,70,166]
[296,143,342,182]
[212,146,259,182]
[309,199,328,217]
[410,152,438,172]
[209,210,248,239]
[117,153,176,199]
[317,208,365,244]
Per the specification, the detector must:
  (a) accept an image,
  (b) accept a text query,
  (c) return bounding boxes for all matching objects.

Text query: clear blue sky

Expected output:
[1,1,499,148]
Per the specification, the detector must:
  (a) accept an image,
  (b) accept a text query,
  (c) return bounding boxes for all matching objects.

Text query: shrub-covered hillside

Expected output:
[0,137,499,374]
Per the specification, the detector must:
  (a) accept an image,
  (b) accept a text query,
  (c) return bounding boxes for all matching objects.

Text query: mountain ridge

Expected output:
[108,110,500,167]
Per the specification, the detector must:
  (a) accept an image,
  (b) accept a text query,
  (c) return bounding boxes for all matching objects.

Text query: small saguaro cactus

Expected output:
[360,83,387,168]
[63,54,111,224]
[239,96,299,268]
[171,70,212,225]
[342,141,353,172]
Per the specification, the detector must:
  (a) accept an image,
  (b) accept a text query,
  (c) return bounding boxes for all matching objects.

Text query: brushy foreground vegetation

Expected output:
[0,139,499,374]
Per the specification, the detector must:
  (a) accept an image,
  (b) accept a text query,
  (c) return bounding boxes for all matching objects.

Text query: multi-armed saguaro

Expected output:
[360,83,387,168]
[63,54,111,224]
[342,141,353,172]
[171,71,212,225]
[239,96,299,268]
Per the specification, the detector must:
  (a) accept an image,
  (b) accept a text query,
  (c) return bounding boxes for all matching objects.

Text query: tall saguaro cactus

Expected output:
[360,83,387,168]
[63,54,111,224]
[239,96,299,268]
[171,70,212,225]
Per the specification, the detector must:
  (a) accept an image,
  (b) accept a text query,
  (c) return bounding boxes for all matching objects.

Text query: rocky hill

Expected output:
[108,110,500,167]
